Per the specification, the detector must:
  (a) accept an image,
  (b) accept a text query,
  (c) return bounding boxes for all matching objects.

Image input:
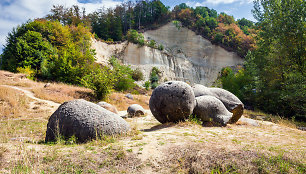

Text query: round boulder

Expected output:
[45,99,130,143]
[97,101,118,114]
[149,81,196,123]
[127,104,145,117]
[193,96,232,126]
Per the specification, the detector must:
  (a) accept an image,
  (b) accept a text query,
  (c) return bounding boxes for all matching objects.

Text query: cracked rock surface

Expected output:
[45,99,130,142]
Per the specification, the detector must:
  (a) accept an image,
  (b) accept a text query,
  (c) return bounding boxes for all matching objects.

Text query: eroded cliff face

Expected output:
[92,22,243,86]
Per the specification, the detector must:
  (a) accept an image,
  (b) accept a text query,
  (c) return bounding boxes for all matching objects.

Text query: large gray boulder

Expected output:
[192,84,244,123]
[193,96,232,126]
[149,81,196,123]
[45,99,130,142]
[127,104,145,117]
[192,84,214,97]
[97,101,118,114]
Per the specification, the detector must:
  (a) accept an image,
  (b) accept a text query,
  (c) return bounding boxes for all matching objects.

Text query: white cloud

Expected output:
[0,0,121,52]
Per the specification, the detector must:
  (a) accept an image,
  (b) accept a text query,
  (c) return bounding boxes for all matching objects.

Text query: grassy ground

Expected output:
[0,70,305,173]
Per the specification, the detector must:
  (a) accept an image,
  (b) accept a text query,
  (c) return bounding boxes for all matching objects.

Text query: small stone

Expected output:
[44,83,51,88]
[127,104,145,117]
[125,93,134,100]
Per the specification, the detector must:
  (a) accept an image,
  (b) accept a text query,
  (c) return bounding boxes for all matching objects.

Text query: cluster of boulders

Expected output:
[149,81,244,126]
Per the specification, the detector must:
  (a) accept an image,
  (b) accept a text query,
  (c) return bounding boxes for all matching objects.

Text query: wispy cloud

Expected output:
[0,0,121,52]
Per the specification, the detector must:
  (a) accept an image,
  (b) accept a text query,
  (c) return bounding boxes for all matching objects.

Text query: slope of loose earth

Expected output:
[0,70,305,173]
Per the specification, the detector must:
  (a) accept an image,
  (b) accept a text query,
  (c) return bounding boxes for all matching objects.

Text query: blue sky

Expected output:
[0,0,255,53]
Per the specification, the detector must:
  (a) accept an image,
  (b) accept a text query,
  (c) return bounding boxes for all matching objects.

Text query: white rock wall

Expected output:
[93,22,244,86]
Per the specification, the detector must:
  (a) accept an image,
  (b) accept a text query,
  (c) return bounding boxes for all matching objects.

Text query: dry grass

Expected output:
[0,86,30,119]
[31,83,95,104]
[244,109,304,128]
[108,92,150,111]
[162,144,305,174]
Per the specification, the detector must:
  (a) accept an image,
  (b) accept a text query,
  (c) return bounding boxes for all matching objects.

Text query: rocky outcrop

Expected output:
[45,99,130,142]
[92,22,243,86]
[149,81,195,123]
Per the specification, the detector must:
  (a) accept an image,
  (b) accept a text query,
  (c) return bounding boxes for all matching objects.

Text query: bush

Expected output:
[150,67,161,87]
[151,82,158,89]
[148,40,156,48]
[127,29,145,46]
[80,65,115,100]
[158,44,164,51]
[16,66,36,80]
[143,81,150,90]
[132,68,144,81]
[109,57,136,91]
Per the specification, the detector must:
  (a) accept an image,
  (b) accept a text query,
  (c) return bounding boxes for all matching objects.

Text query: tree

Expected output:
[246,0,306,118]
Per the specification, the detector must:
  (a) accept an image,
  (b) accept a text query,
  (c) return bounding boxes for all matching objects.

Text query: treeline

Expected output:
[45,1,255,57]
[173,3,256,57]
[219,0,305,120]
[46,0,170,42]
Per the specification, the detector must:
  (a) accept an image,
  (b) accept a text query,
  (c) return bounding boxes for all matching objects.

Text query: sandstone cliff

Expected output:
[92,22,243,86]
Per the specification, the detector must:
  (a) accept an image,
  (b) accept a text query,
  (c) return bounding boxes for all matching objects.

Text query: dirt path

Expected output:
[0,85,60,111]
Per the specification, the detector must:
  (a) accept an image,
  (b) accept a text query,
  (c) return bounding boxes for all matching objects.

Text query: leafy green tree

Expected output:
[244,0,306,118]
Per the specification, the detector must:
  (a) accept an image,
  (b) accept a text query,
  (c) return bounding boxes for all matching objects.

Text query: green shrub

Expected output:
[80,65,115,100]
[16,66,36,80]
[144,81,150,90]
[132,68,144,81]
[151,82,158,89]
[109,57,136,91]
[148,40,156,48]
[127,29,145,46]
[158,44,164,51]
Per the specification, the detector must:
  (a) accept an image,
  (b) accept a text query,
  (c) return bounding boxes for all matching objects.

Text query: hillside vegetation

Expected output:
[0,0,305,120]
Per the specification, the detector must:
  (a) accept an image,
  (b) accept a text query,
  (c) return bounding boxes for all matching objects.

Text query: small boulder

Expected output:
[149,81,196,123]
[193,96,232,126]
[125,93,134,100]
[127,104,145,117]
[45,99,130,143]
[97,101,118,114]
